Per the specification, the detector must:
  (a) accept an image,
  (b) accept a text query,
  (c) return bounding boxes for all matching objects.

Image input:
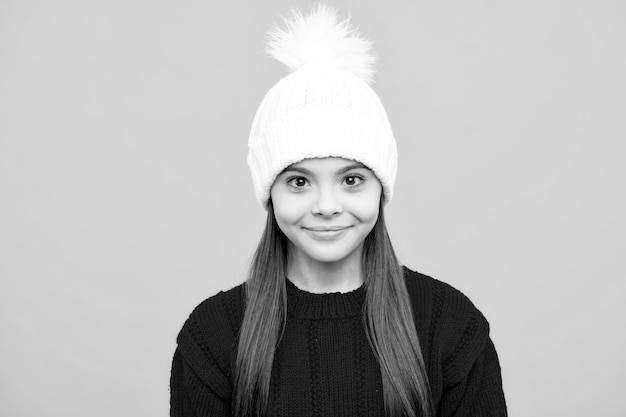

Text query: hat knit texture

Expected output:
[247,4,398,209]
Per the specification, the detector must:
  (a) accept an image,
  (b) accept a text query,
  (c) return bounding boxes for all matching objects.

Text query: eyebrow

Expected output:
[282,162,368,176]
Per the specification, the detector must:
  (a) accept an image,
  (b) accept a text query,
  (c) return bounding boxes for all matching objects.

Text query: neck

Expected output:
[286,246,364,294]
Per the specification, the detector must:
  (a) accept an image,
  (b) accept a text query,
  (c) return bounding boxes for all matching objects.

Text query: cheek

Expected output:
[273,206,296,230]
[271,190,307,227]
[359,201,380,226]
[352,186,382,223]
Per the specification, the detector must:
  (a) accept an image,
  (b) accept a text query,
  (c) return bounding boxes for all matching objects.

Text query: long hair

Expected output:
[233,197,433,417]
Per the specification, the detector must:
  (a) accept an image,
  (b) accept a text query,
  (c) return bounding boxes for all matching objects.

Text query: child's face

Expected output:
[270,157,382,267]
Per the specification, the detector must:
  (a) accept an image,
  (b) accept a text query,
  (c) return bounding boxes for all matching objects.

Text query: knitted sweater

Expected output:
[170,267,507,416]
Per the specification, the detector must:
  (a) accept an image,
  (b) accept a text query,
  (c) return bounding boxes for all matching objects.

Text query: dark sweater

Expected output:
[170,267,507,416]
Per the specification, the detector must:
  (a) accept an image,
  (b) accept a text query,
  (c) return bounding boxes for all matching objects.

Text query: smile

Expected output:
[303,226,352,240]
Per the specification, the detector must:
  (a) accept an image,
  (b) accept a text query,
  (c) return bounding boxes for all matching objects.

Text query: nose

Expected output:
[312,186,342,217]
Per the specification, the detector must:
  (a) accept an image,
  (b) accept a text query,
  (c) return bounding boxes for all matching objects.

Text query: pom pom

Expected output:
[266,4,377,84]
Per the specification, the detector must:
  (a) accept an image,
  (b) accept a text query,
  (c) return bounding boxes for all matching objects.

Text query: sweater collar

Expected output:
[285,278,365,319]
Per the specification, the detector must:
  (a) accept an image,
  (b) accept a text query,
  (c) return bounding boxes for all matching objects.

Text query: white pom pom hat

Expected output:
[247,5,397,210]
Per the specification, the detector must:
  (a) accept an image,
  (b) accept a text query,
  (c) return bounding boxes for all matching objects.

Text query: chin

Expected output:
[301,243,360,265]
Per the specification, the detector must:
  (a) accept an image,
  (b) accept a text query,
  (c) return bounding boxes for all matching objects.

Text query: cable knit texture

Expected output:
[170,267,507,416]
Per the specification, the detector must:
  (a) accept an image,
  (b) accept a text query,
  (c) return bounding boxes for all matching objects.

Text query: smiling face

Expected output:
[270,157,383,271]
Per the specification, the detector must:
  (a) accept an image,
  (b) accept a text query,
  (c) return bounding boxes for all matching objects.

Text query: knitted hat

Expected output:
[247,5,397,209]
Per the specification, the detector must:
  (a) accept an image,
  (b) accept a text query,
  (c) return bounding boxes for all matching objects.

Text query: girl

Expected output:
[170,5,507,417]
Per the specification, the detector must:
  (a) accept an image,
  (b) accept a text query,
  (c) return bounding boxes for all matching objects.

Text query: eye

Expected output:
[343,174,365,187]
[286,176,309,188]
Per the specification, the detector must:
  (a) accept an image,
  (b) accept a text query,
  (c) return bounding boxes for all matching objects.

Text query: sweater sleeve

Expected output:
[170,347,230,417]
[438,336,507,417]
[170,294,239,417]
[437,288,507,417]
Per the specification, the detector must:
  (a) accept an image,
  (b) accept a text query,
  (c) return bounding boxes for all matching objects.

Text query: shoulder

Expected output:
[175,283,245,398]
[402,265,485,324]
[181,283,246,339]
[402,266,490,385]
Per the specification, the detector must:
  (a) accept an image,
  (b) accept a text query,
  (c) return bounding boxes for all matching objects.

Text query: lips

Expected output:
[304,226,351,231]
[303,226,352,240]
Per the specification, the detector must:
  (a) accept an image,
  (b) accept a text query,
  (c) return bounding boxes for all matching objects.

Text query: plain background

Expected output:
[1,0,624,415]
